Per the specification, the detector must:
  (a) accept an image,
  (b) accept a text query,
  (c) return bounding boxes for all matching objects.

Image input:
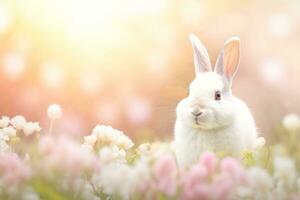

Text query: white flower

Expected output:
[254,137,266,149]
[137,143,151,156]
[0,116,10,128]
[81,143,93,152]
[99,146,126,164]
[236,186,253,198]
[130,159,151,190]
[0,140,9,153]
[274,156,296,187]
[110,146,126,162]
[1,126,16,138]
[92,125,102,135]
[247,167,273,193]
[99,147,115,163]
[116,136,134,150]
[84,135,97,146]
[47,104,62,120]
[23,122,41,136]
[282,113,300,131]
[0,131,9,142]
[149,142,173,159]
[10,115,26,130]
[99,163,133,199]
[91,125,134,150]
[103,159,152,199]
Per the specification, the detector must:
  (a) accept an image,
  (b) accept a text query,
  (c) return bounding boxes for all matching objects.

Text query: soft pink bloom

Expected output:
[211,173,234,200]
[291,194,300,200]
[38,136,55,155]
[199,151,218,175]
[38,136,99,176]
[181,164,209,200]
[220,157,245,182]
[137,179,152,194]
[0,153,31,185]
[126,98,152,125]
[154,155,177,197]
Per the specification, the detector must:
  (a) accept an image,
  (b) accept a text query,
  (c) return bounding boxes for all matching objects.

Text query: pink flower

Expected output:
[220,157,245,182]
[211,173,234,200]
[208,157,245,200]
[154,155,177,197]
[0,153,31,185]
[291,194,300,200]
[38,136,99,176]
[199,151,218,175]
[38,136,55,155]
[181,164,209,200]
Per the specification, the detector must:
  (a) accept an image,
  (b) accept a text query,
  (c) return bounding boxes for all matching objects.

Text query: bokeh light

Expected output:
[2,53,25,80]
[41,63,65,88]
[259,58,285,86]
[0,0,299,141]
[268,13,292,38]
[0,5,11,32]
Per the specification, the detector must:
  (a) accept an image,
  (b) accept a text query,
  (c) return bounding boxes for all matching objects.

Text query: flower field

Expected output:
[0,105,300,200]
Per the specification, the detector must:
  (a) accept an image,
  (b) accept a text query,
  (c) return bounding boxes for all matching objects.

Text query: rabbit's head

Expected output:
[176,34,241,130]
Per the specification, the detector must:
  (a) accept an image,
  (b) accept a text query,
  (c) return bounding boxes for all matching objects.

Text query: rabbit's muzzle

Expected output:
[189,106,206,125]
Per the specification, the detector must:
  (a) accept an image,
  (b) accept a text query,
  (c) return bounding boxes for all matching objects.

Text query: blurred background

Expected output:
[0,0,299,142]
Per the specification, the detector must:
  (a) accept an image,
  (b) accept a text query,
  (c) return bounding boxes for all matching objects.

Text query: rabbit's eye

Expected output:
[215,91,221,100]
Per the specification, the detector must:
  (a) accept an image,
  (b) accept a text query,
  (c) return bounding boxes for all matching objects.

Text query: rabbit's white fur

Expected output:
[174,34,258,168]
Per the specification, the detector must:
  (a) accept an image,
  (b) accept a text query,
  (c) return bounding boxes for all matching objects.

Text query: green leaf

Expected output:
[31,179,70,200]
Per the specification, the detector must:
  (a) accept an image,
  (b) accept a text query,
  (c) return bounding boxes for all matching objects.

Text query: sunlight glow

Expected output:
[259,58,285,85]
[268,13,292,37]
[64,0,118,41]
[96,102,119,125]
[41,63,65,88]
[78,70,102,95]
[126,98,152,125]
[0,5,11,32]
[3,53,26,80]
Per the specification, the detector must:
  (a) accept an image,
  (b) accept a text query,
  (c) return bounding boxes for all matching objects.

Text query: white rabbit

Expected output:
[174,34,259,168]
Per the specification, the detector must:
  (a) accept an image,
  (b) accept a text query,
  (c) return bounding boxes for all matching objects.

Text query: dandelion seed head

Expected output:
[47,104,62,120]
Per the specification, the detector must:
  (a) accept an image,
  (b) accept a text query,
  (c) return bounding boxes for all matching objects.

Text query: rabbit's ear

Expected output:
[189,34,212,74]
[215,37,240,81]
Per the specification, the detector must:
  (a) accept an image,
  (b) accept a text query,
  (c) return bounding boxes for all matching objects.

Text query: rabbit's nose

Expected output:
[190,106,202,117]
